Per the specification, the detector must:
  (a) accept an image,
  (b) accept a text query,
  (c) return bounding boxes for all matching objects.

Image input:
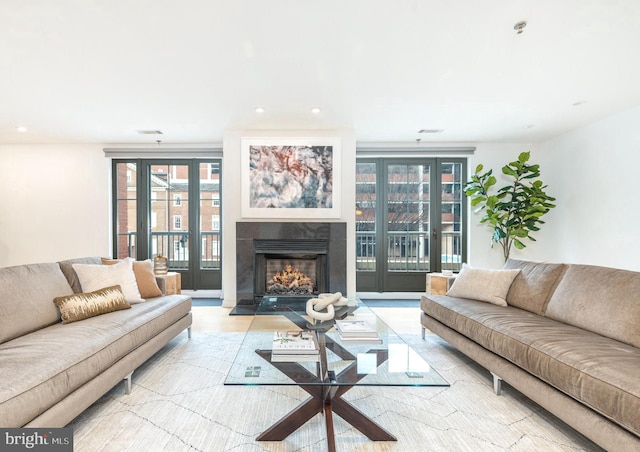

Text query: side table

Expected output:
[156,272,182,295]
[426,273,457,295]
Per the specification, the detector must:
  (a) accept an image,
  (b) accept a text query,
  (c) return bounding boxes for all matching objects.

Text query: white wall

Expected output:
[3,107,636,281]
[221,129,357,307]
[538,106,640,271]
[0,144,111,267]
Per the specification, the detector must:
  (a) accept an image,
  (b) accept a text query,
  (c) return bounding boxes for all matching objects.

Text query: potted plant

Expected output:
[464,151,556,262]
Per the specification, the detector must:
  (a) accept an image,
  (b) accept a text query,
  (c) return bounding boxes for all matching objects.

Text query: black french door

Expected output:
[356,158,466,292]
[112,159,222,290]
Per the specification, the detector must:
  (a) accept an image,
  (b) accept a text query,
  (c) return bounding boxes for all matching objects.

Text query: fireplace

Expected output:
[236,222,346,303]
[254,239,328,297]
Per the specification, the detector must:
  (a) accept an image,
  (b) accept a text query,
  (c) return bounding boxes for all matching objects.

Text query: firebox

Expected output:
[254,239,328,299]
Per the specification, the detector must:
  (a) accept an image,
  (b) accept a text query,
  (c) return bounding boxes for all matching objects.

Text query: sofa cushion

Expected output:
[0,294,192,427]
[446,263,520,306]
[72,258,144,303]
[0,263,73,344]
[545,264,640,349]
[503,259,566,315]
[53,285,131,324]
[57,257,102,293]
[101,258,162,299]
[422,295,640,437]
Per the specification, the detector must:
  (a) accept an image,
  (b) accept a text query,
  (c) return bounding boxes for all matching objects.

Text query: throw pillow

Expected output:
[447,263,521,306]
[101,258,162,299]
[72,258,144,303]
[53,285,131,324]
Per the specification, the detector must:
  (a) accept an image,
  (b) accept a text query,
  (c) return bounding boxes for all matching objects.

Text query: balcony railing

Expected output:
[356,230,462,272]
[119,231,221,270]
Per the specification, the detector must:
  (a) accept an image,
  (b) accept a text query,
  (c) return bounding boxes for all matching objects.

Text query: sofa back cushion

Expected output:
[504,259,566,315]
[0,262,74,344]
[57,256,102,293]
[545,264,640,348]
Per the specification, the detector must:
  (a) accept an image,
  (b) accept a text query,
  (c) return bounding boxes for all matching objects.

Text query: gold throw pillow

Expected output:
[53,285,131,324]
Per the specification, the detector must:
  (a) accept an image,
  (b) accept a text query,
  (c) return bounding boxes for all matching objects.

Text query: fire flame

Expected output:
[269,265,312,290]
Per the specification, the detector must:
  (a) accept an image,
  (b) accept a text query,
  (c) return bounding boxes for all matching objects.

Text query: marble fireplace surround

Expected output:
[236,222,347,303]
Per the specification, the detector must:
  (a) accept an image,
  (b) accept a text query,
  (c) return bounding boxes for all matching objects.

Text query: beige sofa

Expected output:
[421,259,640,451]
[0,257,192,427]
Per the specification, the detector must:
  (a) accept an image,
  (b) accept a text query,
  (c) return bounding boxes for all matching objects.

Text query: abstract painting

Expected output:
[241,138,341,218]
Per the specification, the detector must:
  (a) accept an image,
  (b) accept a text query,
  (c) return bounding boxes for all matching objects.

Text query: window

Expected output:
[174,194,182,206]
[173,215,182,230]
[212,195,220,207]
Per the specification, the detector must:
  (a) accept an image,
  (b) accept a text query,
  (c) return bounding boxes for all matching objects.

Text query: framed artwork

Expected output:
[240,137,341,218]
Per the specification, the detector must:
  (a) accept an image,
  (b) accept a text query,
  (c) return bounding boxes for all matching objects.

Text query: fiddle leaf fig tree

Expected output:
[464,151,556,262]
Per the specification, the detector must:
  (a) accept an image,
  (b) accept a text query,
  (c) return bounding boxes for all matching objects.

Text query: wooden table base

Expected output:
[256,346,396,452]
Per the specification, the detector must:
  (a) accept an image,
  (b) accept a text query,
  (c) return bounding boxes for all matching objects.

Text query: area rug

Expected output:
[68,332,601,451]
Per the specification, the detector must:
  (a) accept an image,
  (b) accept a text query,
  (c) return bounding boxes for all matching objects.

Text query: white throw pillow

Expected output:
[72,258,144,303]
[446,263,520,306]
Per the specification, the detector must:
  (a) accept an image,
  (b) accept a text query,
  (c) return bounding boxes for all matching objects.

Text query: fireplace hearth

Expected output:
[236,222,347,303]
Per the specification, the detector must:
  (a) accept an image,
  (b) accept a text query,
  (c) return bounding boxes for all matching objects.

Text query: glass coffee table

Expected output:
[225,296,449,451]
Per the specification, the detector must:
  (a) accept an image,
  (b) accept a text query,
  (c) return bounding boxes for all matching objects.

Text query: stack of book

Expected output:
[335,319,382,344]
[271,330,320,362]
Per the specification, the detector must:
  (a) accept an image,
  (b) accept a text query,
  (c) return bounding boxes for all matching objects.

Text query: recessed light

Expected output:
[311,107,321,114]
[255,107,265,113]
[137,130,163,135]
[16,126,28,133]
[418,129,444,134]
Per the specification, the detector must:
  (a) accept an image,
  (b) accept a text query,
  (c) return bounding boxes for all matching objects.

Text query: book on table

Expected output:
[335,319,378,338]
[337,334,383,344]
[272,330,319,355]
[271,353,320,362]
[335,319,381,343]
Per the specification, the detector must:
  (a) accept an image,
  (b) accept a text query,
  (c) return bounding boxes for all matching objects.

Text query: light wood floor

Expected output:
[192,306,423,335]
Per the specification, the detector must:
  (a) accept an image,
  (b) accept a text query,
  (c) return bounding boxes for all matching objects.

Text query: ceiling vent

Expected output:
[137,130,163,135]
[418,129,444,134]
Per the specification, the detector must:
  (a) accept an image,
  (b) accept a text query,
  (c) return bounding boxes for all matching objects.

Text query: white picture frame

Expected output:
[240,137,342,219]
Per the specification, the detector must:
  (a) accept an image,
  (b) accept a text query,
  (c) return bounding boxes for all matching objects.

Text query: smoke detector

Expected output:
[514,21,527,34]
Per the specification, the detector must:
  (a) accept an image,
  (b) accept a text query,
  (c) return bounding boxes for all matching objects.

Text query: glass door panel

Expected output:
[440,162,464,271]
[149,164,190,271]
[386,164,430,274]
[114,162,137,259]
[356,162,377,272]
[195,161,222,289]
[355,161,378,291]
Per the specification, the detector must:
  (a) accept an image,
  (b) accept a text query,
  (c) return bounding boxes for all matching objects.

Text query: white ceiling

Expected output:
[1,0,640,145]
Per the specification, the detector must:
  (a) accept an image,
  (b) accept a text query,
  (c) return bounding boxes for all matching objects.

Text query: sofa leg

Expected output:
[124,372,133,395]
[421,326,426,340]
[187,326,192,339]
[491,372,503,395]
